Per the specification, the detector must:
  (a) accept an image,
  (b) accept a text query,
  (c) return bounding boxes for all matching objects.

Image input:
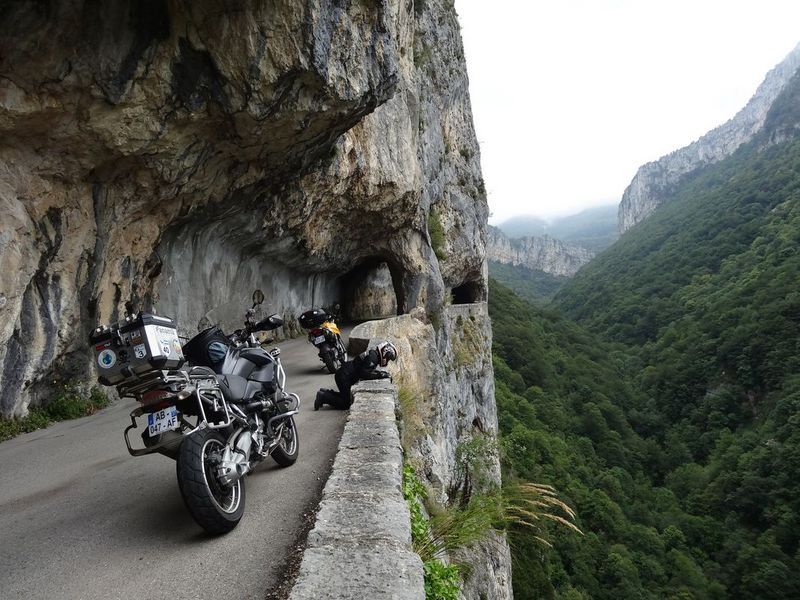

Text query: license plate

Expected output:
[314,335,326,345]
[147,406,179,437]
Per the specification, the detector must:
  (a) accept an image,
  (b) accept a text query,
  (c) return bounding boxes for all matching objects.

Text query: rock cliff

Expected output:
[350,304,512,600]
[0,0,487,416]
[0,1,511,597]
[619,42,800,232]
[487,225,594,277]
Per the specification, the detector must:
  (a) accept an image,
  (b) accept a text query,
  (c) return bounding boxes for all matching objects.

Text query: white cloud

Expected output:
[456,0,800,222]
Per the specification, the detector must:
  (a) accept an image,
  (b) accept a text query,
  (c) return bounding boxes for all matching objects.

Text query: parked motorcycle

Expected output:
[90,290,299,534]
[298,304,347,374]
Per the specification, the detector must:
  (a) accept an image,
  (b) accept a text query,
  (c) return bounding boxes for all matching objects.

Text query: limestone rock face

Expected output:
[350,303,512,600]
[0,0,488,416]
[486,225,594,277]
[1,2,512,595]
[619,43,800,232]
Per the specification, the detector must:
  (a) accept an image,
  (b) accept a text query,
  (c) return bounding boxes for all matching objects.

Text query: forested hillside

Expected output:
[488,261,567,304]
[546,205,619,251]
[492,283,729,599]
[493,133,800,598]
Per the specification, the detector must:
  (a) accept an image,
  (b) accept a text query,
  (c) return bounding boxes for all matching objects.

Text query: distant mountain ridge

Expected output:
[486,226,594,277]
[619,42,800,232]
[498,204,619,251]
[496,215,549,238]
[488,206,616,303]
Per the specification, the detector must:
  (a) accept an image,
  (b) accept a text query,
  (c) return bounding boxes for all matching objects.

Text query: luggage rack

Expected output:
[120,368,237,457]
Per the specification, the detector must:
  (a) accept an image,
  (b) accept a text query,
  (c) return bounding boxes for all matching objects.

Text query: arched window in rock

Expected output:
[450,280,483,305]
[339,258,404,321]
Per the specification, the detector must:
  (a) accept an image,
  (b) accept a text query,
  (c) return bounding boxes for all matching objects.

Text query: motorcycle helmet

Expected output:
[376,341,398,367]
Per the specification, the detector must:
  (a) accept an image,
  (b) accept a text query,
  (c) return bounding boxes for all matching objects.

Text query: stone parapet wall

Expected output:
[289,380,424,600]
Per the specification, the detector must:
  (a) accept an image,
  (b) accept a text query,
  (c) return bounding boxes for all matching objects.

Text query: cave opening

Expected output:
[338,257,404,322]
[450,280,482,305]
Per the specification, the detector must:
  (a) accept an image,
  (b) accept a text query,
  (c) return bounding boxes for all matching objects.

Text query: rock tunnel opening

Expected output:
[450,280,483,305]
[338,257,404,322]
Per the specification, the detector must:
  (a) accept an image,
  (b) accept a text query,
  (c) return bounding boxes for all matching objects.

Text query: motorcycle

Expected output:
[298,304,347,374]
[90,290,299,534]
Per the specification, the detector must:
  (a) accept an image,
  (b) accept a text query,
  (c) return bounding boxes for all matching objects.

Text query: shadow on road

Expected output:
[295,365,333,375]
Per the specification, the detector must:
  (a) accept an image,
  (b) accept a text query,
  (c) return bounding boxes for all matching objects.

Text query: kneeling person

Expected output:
[315,341,397,410]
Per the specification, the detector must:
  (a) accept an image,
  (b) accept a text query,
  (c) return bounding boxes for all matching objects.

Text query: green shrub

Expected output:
[404,458,579,598]
[46,382,110,420]
[404,464,463,599]
[423,559,460,600]
[425,480,581,560]
[0,382,110,442]
[46,388,89,420]
[425,492,502,558]
[0,408,50,442]
[451,433,500,501]
[403,464,433,554]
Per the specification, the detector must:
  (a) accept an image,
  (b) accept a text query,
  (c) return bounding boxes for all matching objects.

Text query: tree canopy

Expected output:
[493,134,800,598]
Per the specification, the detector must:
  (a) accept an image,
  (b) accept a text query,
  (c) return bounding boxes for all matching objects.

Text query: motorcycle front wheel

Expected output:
[176,429,246,534]
[271,416,299,467]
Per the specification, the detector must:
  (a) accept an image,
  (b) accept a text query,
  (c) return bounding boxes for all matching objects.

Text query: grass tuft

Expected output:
[428,208,447,262]
[397,384,426,450]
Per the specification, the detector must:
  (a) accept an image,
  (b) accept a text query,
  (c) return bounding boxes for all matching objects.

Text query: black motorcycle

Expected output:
[298,304,347,374]
[91,290,299,534]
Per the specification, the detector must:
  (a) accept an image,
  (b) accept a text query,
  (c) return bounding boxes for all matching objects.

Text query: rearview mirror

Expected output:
[252,289,265,307]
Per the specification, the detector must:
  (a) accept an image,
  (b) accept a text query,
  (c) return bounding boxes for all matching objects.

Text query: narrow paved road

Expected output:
[0,333,349,600]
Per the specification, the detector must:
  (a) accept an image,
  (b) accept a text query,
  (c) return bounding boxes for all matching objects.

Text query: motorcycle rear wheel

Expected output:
[176,429,246,534]
[271,416,299,467]
[336,337,348,361]
[320,344,340,374]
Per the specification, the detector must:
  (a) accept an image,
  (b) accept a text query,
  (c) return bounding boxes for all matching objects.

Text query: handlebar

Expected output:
[218,306,284,346]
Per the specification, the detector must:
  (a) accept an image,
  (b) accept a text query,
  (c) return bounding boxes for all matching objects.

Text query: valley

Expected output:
[491,57,800,599]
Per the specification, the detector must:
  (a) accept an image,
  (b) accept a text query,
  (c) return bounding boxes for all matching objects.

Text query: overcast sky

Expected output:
[456,0,800,223]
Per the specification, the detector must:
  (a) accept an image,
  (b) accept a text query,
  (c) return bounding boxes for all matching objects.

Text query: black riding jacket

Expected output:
[334,349,390,406]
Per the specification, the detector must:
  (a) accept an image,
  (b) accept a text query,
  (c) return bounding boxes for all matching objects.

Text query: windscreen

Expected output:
[196,298,269,337]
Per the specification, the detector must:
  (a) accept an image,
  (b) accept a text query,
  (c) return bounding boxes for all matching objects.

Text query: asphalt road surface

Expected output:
[0,333,350,600]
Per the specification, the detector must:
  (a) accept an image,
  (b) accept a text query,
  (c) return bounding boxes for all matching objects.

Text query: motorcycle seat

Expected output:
[215,374,249,403]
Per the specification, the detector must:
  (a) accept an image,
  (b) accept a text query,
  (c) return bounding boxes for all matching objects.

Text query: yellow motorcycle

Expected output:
[299,305,347,374]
